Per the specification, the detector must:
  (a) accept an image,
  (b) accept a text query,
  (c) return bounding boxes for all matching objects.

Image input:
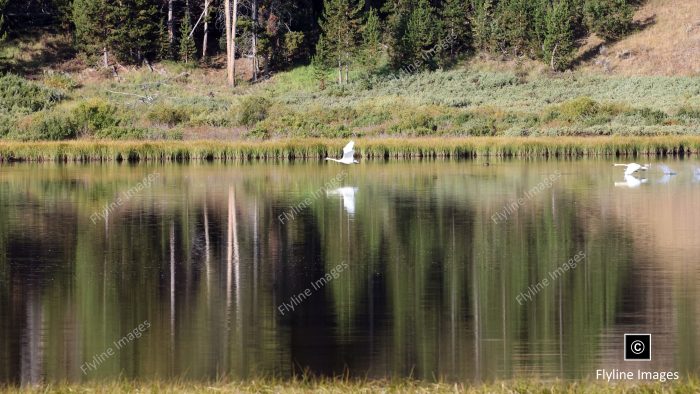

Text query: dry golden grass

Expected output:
[1,377,699,394]
[582,0,700,76]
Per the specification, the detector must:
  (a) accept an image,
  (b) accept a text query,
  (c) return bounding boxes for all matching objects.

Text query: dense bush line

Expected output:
[1,65,699,141]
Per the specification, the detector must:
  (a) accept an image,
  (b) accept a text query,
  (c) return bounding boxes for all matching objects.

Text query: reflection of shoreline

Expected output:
[277,171,348,224]
[277,262,349,315]
[491,170,561,223]
[594,176,700,377]
[516,251,586,305]
[3,161,700,382]
[89,173,160,224]
[80,321,150,375]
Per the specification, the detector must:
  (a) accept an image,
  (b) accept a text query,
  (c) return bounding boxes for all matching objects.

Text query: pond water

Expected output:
[1,159,699,384]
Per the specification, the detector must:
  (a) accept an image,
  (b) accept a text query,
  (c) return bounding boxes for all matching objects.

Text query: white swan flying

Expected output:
[614,163,649,176]
[326,140,359,164]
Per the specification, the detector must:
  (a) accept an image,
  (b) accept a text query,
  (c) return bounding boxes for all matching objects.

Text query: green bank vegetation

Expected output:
[0,2,697,143]
[2,136,700,162]
[1,66,699,143]
[1,377,699,393]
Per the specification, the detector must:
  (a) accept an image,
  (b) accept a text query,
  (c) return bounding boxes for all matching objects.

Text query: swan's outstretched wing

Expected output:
[624,164,640,176]
[341,140,355,162]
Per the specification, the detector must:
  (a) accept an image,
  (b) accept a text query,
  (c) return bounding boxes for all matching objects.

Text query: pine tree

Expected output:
[72,0,111,66]
[158,18,172,61]
[361,7,382,73]
[383,0,412,69]
[402,0,438,69]
[0,0,9,43]
[470,0,494,52]
[440,0,470,64]
[73,0,158,66]
[492,0,530,56]
[179,9,197,63]
[312,36,331,90]
[317,0,365,84]
[531,0,550,58]
[544,0,577,71]
[106,0,159,64]
[584,0,633,41]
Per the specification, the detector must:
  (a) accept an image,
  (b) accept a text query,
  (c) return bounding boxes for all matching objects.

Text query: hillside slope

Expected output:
[582,0,700,76]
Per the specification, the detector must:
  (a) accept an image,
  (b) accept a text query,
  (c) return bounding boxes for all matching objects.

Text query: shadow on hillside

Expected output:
[573,14,657,69]
[0,28,77,76]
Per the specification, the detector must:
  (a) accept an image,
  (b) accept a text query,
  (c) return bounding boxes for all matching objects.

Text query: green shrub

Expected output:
[544,97,616,126]
[627,108,668,125]
[584,0,634,41]
[72,99,121,136]
[0,74,65,113]
[13,111,77,141]
[42,72,79,91]
[558,97,600,120]
[146,129,185,140]
[388,113,437,136]
[245,126,270,140]
[677,106,700,119]
[351,108,391,127]
[466,117,497,136]
[146,103,190,126]
[94,126,149,140]
[236,96,271,127]
[188,111,233,127]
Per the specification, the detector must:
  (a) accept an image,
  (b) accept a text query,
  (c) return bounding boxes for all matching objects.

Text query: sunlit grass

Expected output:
[2,377,699,393]
[2,136,700,162]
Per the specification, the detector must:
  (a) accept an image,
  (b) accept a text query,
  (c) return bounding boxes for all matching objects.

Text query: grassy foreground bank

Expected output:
[2,378,699,394]
[2,136,700,162]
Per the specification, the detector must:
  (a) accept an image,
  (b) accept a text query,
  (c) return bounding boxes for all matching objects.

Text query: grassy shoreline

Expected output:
[2,136,700,162]
[1,378,698,393]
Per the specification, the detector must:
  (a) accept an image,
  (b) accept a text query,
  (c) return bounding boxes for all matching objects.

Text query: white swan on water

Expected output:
[325,140,359,164]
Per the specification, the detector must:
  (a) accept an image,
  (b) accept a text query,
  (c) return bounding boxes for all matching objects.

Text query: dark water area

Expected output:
[1,159,699,384]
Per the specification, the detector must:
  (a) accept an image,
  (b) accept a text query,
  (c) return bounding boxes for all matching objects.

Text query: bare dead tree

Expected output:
[202,0,210,59]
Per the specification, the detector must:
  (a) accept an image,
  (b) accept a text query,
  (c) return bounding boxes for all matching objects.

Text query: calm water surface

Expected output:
[1,159,699,384]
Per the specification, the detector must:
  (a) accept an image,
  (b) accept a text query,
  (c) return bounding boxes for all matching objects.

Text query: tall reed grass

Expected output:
[1,136,700,162]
